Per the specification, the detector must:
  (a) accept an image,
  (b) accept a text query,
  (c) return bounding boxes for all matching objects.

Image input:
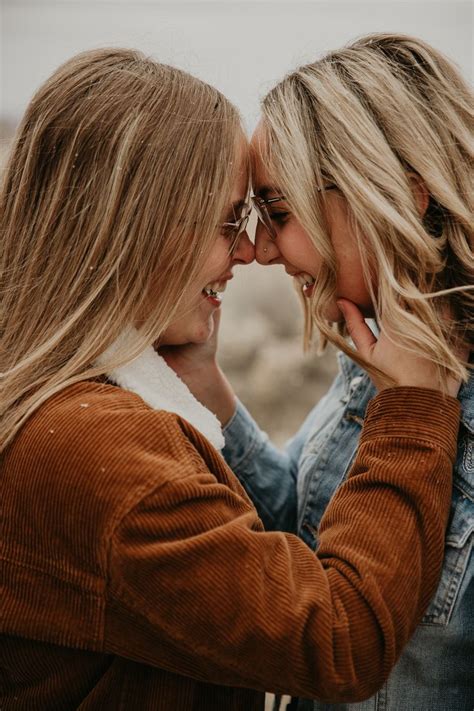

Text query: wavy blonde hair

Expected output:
[259,33,473,390]
[1,48,244,452]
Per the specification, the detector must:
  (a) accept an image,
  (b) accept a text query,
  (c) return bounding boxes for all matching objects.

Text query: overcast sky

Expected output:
[2,0,472,130]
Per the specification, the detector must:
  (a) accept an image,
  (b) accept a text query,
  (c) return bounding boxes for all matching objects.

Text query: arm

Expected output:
[159,318,305,531]
[222,386,336,532]
[160,304,461,538]
[106,387,459,702]
[158,310,339,533]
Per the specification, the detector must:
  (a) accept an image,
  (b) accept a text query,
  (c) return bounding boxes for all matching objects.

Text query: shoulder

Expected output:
[9,381,206,496]
[1,381,240,592]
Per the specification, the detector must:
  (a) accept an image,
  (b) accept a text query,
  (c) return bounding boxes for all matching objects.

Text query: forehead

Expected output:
[250,122,277,193]
[229,135,251,201]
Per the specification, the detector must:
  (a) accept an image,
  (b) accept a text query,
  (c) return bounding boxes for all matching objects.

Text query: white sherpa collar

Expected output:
[95,329,225,451]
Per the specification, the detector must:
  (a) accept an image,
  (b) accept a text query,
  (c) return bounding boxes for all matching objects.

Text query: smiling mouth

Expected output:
[202,280,228,301]
[293,272,315,290]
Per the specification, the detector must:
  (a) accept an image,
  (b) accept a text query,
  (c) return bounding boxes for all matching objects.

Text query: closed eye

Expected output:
[269,211,290,224]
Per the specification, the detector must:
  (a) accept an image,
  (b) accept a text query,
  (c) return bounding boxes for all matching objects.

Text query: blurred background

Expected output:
[1,6,472,708]
[1,0,472,445]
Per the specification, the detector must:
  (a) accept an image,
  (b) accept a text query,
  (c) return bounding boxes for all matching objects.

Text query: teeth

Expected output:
[295,273,315,288]
[203,280,227,297]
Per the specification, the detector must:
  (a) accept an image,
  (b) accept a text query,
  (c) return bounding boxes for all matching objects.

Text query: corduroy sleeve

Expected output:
[105,387,459,702]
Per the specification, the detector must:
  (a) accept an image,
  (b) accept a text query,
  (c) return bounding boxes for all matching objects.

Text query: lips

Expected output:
[293,272,315,288]
[202,273,233,302]
[288,271,315,297]
[302,281,315,297]
[202,281,227,299]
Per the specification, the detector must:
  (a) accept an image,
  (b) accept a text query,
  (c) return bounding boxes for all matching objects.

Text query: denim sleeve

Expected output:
[222,399,323,533]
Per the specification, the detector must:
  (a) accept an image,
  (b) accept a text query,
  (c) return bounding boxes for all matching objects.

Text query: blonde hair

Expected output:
[1,48,244,451]
[259,33,473,390]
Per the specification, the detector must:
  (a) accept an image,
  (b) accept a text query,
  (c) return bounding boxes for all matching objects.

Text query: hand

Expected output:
[156,311,237,425]
[337,298,462,397]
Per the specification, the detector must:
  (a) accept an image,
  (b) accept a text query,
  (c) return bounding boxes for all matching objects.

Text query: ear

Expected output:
[407,172,430,218]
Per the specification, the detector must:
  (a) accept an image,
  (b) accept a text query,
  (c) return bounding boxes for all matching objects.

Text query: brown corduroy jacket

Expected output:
[0,382,460,710]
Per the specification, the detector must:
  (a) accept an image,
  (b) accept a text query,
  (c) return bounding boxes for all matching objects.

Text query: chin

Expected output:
[325,299,375,323]
[160,309,215,345]
[187,316,215,344]
[324,303,345,323]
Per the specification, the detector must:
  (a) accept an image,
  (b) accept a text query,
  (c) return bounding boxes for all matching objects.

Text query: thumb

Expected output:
[337,299,377,359]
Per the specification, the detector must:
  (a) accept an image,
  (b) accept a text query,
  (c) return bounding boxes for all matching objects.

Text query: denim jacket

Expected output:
[223,353,474,710]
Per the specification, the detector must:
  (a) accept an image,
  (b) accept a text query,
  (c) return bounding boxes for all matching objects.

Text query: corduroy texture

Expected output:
[0,382,460,710]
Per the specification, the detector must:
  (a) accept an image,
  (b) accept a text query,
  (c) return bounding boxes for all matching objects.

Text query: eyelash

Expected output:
[269,211,289,224]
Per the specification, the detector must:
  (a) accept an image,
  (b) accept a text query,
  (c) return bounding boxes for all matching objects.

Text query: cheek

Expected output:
[281,224,323,271]
[186,301,215,343]
[335,253,373,310]
[203,240,230,277]
[160,299,214,345]
[328,209,372,306]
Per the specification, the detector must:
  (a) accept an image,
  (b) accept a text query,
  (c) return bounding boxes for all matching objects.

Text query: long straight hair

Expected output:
[259,33,473,389]
[1,48,244,452]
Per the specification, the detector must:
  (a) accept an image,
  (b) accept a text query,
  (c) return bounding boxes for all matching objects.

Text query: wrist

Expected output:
[176,360,236,426]
[205,364,237,426]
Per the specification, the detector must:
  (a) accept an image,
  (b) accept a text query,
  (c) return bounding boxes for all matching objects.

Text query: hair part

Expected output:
[1,47,244,451]
[260,32,473,391]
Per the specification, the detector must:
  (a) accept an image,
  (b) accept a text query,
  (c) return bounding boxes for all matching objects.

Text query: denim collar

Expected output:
[337,351,474,434]
[458,367,474,434]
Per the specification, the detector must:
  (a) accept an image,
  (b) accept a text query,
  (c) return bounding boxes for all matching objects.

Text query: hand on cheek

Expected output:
[336,299,461,396]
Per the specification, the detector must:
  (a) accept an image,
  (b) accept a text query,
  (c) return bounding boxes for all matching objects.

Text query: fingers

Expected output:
[337,299,377,359]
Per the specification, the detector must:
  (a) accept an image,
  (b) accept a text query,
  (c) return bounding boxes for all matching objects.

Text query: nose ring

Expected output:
[263,247,268,253]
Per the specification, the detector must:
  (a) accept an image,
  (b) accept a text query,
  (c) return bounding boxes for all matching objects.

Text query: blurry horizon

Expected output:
[2,0,472,131]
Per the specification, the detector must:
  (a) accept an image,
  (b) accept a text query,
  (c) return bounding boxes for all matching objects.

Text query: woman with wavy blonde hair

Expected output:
[255,33,472,390]
[0,45,467,710]
[167,34,473,710]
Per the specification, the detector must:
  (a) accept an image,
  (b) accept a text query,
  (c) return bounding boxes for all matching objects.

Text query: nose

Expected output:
[255,221,279,265]
[232,230,255,265]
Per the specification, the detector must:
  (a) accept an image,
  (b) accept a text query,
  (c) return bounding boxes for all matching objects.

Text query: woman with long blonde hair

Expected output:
[0,46,465,710]
[166,34,473,710]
